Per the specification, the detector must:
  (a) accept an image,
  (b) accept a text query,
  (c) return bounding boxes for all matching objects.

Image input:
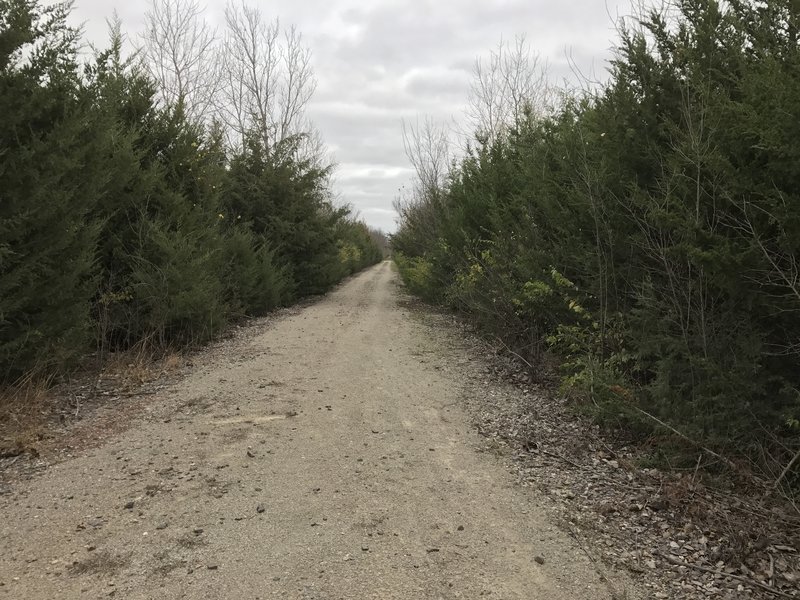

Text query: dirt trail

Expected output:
[0,262,638,599]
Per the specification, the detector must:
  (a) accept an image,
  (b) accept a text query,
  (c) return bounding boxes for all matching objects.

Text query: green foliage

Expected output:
[86,31,228,349]
[0,0,102,377]
[394,253,439,302]
[224,135,349,299]
[0,0,382,380]
[221,226,288,317]
[393,0,800,466]
[336,220,384,276]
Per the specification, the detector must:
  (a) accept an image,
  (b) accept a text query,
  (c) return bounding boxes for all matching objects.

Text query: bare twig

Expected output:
[633,406,740,472]
[769,553,775,588]
[465,34,550,144]
[657,552,795,599]
[542,449,581,469]
[691,453,702,485]
[219,2,317,155]
[492,335,534,370]
[141,0,220,122]
[773,447,800,492]
[401,117,451,200]
[565,523,627,599]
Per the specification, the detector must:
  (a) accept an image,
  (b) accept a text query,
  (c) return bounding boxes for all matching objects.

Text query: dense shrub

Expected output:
[0,1,103,376]
[221,226,289,317]
[393,254,437,302]
[0,0,382,380]
[393,0,800,474]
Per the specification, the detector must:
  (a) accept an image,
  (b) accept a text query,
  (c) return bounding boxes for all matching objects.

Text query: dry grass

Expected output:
[99,342,184,391]
[0,344,186,461]
[0,373,55,457]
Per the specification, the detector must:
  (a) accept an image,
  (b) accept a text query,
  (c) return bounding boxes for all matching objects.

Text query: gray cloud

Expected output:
[67,0,629,232]
[403,67,470,100]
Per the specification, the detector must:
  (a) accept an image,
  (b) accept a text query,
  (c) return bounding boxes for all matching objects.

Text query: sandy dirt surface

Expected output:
[0,261,640,599]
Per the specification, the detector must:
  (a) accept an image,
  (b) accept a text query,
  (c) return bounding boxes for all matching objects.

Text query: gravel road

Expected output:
[0,261,638,599]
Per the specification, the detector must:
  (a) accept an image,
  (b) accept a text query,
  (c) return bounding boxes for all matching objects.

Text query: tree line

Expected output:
[0,0,383,381]
[393,0,800,487]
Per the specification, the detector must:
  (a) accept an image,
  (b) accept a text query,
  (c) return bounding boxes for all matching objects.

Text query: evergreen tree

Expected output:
[0,0,385,383]
[0,0,104,377]
[393,0,800,468]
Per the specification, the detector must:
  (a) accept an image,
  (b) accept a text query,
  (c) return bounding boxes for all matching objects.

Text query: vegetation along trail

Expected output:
[0,262,639,599]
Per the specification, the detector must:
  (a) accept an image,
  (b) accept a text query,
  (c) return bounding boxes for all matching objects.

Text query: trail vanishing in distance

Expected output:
[0,262,636,599]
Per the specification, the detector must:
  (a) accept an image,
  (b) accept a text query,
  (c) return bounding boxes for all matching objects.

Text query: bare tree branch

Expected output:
[141,0,220,122]
[466,34,550,143]
[219,2,316,154]
[401,116,451,198]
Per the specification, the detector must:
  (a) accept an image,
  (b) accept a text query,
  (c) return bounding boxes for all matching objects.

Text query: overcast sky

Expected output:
[67,0,629,232]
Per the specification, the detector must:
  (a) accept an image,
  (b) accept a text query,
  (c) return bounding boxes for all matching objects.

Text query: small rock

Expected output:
[343,553,353,562]
[457,525,464,531]
[193,528,204,535]
[123,501,134,510]
[246,450,255,458]
[534,556,545,565]
[206,565,218,570]
[256,503,265,514]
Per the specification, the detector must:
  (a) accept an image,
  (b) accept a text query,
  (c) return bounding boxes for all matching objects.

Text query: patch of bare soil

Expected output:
[0,307,301,484]
[0,262,640,599]
[413,306,800,599]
